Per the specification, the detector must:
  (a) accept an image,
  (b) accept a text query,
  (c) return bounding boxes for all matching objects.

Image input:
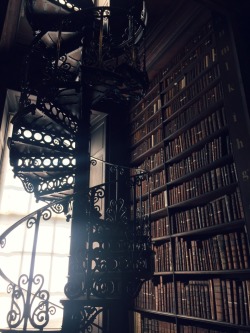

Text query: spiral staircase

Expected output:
[0,1,153,332]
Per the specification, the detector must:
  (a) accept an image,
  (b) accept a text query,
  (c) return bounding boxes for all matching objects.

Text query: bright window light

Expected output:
[0,121,71,330]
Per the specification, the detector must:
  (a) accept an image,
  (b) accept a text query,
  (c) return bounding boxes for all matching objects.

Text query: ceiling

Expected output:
[1,0,250,92]
[2,0,250,50]
[4,0,243,51]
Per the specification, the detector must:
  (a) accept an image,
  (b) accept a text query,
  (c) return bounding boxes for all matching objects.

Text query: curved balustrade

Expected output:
[3,1,151,332]
[0,160,153,331]
[0,197,71,330]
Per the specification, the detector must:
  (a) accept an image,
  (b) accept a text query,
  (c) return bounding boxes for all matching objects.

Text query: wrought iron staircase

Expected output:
[0,171,151,331]
[1,1,152,332]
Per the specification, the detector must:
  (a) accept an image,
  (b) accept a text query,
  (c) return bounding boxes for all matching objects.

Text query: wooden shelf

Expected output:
[130,11,250,333]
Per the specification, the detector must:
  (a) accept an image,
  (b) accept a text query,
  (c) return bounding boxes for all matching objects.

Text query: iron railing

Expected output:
[0,160,153,331]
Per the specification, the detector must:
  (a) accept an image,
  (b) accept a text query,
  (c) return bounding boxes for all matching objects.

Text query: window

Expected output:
[0,92,71,329]
[0,90,107,330]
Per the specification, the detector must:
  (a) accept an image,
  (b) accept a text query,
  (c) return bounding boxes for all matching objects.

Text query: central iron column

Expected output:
[60,3,150,332]
[61,78,97,331]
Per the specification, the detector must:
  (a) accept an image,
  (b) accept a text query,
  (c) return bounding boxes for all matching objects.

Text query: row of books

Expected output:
[131,96,225,165]
[162,64,220,110]
[142,317,176,333]
[164,82,223,120]
[177,279,212,319]
[154,241,173,272]
[183,23,213,61]
[142,189,243,240]
[139,165,239,214]
[160,20,213,83]
[131,112,162,145]
[136,148,164,171]
[177,278,250,325]
[135,169,167,198]
[131,129,162,161]
[130,98,162,132]
[167,135,232,182]
[161,46,216,94]
[161,63,219,108]
[130,85,160,120]
[135,277,250,326]
[168,163,238,205]
[150,190,244,238]
[164,99,225,137]
[171,190,244,233]
[133,312,176,333]
[139,46,217,148]
[135,315,239,333]
[135,278,174,313]
[136,191,166,214]
[136,317,244,333]
[150,170,166,189]
[165,108,227,160]
[134,177,149,198]
[151,217,170,238]
[175,231,249,271]
[185,47,216,80]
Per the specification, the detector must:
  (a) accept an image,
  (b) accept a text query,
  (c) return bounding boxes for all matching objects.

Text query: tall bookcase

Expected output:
[129,10,250,333]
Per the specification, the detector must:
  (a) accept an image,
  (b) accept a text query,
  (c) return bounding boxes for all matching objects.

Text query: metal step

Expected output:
[36,173,75,200]
[10,128,75,153]
[12,103,78,136]
[11,154,75,173]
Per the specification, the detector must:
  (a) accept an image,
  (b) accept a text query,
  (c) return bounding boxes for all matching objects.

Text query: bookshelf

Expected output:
[129,10,250,333]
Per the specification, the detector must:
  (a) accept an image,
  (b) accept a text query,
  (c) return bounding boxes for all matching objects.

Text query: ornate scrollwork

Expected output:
[27,216,37,228]
[65,249,88,299]
[64,279,85,300]
[50,201,69,215]
[42,208,52,221]
[57,53,80,83]
[0,1,152,331]
[29,274,56,329]
[39,98,78,133]
[92,252,118,273]
[92,223,105,235]
[134,257,148,272]
[38,174,75,194]
[135,172,148,187]
[92,186,105,204]
[91,275,116,298]
[7,278,25,328]
[90,158,97,167]
[118,256,130,271]
[7,274,56,329]
[78,306,104,333]
[17,174,34,193]
[1,237,6,248]
[109,164,125,176]
[106,198,128,224]
[87,194,152,300]
[89,185,105,213]
[59,55,73,72]
[135,212,150,235]
[7,274,55,329]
